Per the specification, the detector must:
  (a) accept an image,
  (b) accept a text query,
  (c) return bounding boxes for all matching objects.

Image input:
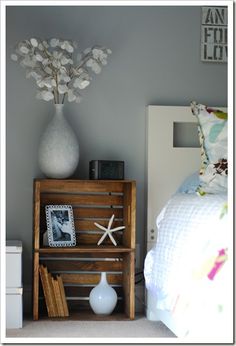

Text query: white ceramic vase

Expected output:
[89,272,118,315]
[38,104,79,179]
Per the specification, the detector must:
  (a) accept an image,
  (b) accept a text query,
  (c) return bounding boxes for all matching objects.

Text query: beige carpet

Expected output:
[6,315,176,339]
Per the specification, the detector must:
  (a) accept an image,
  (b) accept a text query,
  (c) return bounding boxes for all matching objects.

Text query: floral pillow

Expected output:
[197,124,209,175]
[191,102,228,194]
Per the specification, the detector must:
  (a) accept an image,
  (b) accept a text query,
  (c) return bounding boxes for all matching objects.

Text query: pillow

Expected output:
[177,171,201,194]
[197,124,209,175]
[191,102,228,194]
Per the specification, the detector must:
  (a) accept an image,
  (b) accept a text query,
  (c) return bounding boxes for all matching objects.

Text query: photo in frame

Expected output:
[45,205,76,247]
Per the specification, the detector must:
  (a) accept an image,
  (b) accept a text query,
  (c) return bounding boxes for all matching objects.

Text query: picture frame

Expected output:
[45,205,76,247]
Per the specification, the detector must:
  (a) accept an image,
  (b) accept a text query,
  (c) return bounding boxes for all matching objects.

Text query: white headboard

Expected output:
[146,105,201,250]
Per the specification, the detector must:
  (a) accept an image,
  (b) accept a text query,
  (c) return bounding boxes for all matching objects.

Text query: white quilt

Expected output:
[144,192,229,313]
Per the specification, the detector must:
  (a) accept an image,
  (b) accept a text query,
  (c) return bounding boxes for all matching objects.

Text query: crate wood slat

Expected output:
[41,194,123,206]
[37,246,133,254]
[73,207,124,219]
[39,252,124,259]
[75,232,123,246]
[64,286,123,297]
[33,252,39,320]
[38,180,126,193]
[33,179,136,321]
[61,273,122,285]
[34,181,41,250]
[40,259,123,272]
[33,181,41,320]
[123,182,136,249]
[123,252,135,320]
[75,219,124,230]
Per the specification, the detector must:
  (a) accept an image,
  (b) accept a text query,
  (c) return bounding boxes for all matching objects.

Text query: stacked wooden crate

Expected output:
[33,179,136,321]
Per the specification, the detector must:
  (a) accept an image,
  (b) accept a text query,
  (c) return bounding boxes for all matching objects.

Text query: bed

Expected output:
[144,104,233,342]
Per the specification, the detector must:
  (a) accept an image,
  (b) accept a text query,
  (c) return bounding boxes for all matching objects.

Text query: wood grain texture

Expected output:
[41,193,123,206]
[39,252,124,259]
[39,265,57,317]
[33,181,41,250]
[74,219,124,230]
[40,207,123,220]
[33,179,136,320]
[52,277,65,317]
[37,246,133,254]
[75,232,123,246]
[57,275,69,317]
[72,207,124,219]
[123,181,136,249]
[41,259,123,272]
[123,252,135,319]
[61,273,122,285]
[63,286,123,297]
[37,179,127,193]
[33,252,39,320]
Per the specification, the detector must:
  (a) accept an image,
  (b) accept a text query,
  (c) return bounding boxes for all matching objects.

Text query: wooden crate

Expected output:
[33,179,136,321]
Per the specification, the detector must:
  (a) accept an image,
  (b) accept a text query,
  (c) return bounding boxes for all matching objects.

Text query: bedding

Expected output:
[176,171,200,194]
[197,125,209,175]
[191,102,228,194]
[144,191,229,335]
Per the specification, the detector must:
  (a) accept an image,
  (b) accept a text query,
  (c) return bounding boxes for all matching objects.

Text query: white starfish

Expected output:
[94,214,125,246]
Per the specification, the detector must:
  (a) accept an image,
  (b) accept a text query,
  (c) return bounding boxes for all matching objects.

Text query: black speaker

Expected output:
[89,160,124,180]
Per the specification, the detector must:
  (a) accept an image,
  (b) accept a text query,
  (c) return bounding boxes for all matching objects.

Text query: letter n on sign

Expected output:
[201,7,227,63]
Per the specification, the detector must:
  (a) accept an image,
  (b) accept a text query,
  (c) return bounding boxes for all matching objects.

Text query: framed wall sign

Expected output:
[201,7,227,63]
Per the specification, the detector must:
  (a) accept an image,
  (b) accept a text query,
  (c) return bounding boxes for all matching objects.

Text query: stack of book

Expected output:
[39,264,69,317]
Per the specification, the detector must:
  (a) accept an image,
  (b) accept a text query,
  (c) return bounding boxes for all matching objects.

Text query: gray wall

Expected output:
[6,5,227,296]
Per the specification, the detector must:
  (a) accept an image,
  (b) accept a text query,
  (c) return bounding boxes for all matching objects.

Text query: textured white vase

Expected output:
[38,104,79,179]
[89,272,118,315]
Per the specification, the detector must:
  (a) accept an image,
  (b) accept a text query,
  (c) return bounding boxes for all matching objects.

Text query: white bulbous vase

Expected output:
[38,104,79,179]
[89,272,118,315]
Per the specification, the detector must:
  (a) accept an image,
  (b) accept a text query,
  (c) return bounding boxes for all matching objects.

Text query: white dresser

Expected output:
[6,240,23,329]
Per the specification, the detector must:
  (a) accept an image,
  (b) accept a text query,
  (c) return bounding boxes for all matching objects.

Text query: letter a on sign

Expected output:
[201,7,227,62]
